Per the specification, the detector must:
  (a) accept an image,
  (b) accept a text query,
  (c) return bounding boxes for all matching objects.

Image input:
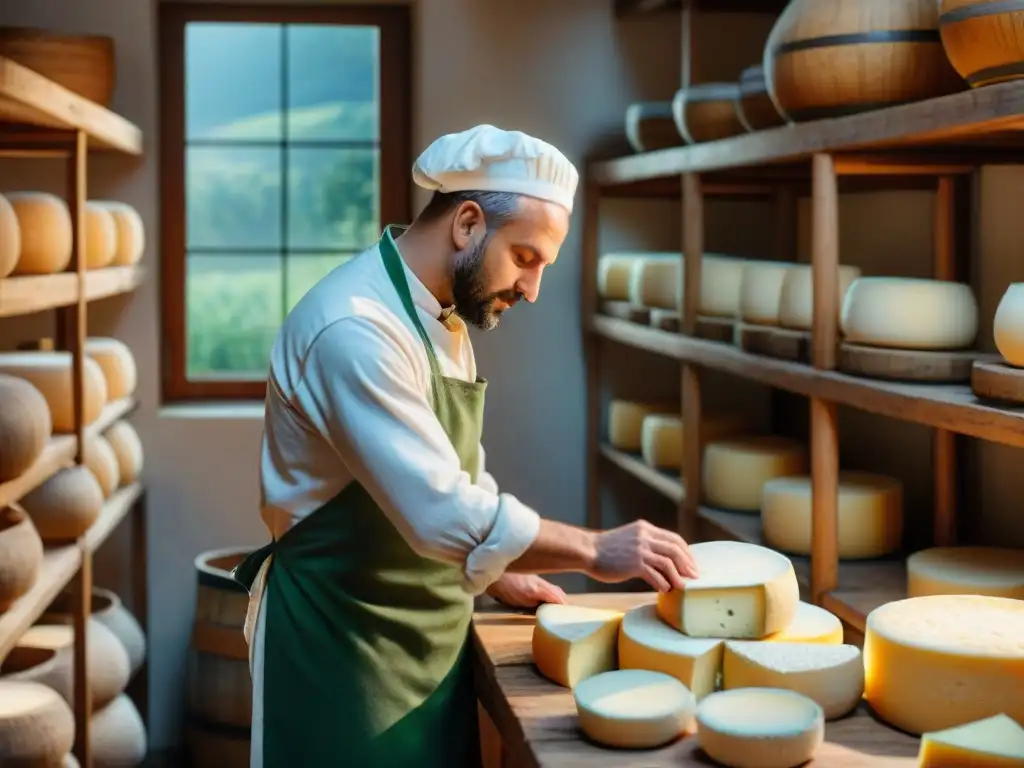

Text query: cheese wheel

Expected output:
[0,680,75,766]
[696,688,824,768]
[906,546,1024,599]
[640,413,749,471]
[777,264,862,331]
[702,435,808,512]
[722,642,864,720]
[6,192,73,275]
[531,603,623,688]
[761,472,903,559]
[739,261,799,325]
[680,254,747,317]
[762,601,843,645]
[618,603,724,700]
[104,420,143,486]
[91,694,148,767]
[627,255,682,309]
[83,435,120,499]
[573,669,695,749]
[918,714,1024,767]
[840,277,979,350]
[84,338,137,400]
[0,352,108,432]
[93,201,145,266]
[84,202,117,270]
[863,595,1024,734]
[0,374,52,483]
[0,193,20,278]
[20,466,105,543]
[657,541,800,639]
[607,399,675,453]
[0,505,44,611]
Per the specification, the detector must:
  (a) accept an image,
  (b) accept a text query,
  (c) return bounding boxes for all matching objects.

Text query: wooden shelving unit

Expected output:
[0,54,147,766]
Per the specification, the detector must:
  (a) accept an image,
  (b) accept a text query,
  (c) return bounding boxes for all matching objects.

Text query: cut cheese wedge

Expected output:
[618,604,723,700]
[657,541,800,639]
[863,595,1024,735]
[918,713,1024,768]
[696,688,824,768]
[0,680,75,765]
[702,435,807,512]
[532,603,623,689]
[763,601,843,645]
[906,546,1024,599]
[608,399,675,453]
[573,669,695,749]
[722,641,864,720]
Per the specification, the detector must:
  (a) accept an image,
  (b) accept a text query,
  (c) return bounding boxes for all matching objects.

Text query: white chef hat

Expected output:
[412,124,579,213]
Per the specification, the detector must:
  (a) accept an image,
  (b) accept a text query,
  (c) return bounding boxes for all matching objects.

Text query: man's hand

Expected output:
[590,519,699,592]
[486,573,567,609]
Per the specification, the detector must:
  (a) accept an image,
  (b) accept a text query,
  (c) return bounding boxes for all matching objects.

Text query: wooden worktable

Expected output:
[472,592,921,767]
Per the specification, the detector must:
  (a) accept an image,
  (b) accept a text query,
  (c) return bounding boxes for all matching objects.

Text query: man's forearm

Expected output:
[506,519,598,575]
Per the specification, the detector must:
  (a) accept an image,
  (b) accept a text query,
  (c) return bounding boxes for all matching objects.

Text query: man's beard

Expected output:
[451,237,519,330]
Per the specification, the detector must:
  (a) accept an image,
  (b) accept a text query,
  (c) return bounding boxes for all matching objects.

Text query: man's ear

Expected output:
[451,200,485,251]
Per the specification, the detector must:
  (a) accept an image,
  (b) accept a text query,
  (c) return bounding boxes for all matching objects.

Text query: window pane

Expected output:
[186,254,283,379]
[187,147,282,250]
[286,25,379,141]
[287,148,379,250]
[185,23,282,141]
[285,253,356,311]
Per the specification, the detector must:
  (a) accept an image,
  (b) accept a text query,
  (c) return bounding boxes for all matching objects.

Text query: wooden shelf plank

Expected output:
[0,545,81,659]
[0,266,145,318]
[599,445,685,503]
[83,483,142,553]
[822,563,907,632]
[0,57,142,155]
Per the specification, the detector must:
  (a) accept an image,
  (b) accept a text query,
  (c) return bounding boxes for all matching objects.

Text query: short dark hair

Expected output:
[416,190,522,229]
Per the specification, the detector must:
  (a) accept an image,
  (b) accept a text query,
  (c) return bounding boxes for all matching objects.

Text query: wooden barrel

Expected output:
[671,83,745,144]
[735,65,786,132]
[624,101,683,153]
[939,0,1024,87]
[185,547,253,767]
[0,27,115,106]
[764,0,966,122]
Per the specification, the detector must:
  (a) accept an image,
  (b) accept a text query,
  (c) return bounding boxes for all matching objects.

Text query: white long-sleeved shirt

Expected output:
[259,240,541,594]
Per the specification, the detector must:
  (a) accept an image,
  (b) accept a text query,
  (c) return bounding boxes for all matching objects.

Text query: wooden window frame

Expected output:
[158,3,411,402]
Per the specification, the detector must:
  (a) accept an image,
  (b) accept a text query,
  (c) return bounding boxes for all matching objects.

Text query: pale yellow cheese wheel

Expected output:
[20,466,105,543]
[627,255,682,309]
[85,337,137,400]
[680,254,747,317]
[6,192,73,275]
[83,435,121,498]
[0,680,75,766]
[104,420,143,486]
[93,201,145,266]
[739,261,799,325]
[608,399,676,453]
[778,264,862,331]
[84,202,117,270]
[702,435,808,512]
[0,352,108,432]
[0,374,52,483]
[906,546,1024,599]
[992,283,1024,367]
[0,193,20,278]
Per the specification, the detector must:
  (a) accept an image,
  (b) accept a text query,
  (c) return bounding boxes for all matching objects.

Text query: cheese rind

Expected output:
[657,541,800,639]
[762,601,843,645]
[641,414,749,470]
[680,254,747,317]
[702,435,808,512]
[906,546,1024,599]
[0,193,19,279]
[6,192,73,275]
[85,337,138,401]
[627,254,683,309]
[105,420,144,486]
[863,595,1024,735]
[0,680,75,766]
[696,688,824,768]
[739,261,799,325]
[0,352,108,432]
[573,669,695,749]
[918,714,1024,768]
[608,400,675,453]
[598,253,676,301]
[778,264,861,331]
[532,604,623,689]
[94,201,145,266]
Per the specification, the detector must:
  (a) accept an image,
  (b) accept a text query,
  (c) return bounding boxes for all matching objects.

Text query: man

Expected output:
[234,124,698,767]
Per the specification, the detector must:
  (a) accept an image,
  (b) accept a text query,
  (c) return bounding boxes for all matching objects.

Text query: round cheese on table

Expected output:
[863,595,1024,734]
[0,374,52,483]
[761,472,903,559]
[762,601,843,645]
[0,681,75,765]
[840,277,979,350]
[85,337,138,401]
[777,264,861,331]
[607,399,675,453]
[84,202,117,270]
[906,546,1024,599]
[627,254,682,310]
[93,201,145,266]
[6,192,73,275]
[680,254,747,318]
[573,668,695,749]
[696,688,824,768]
[0,352,108,433]
[657,541,800,639]
[918,714,1024,767]
[0,193,20,278]
[531,603,623,689]
[739,261,799,325]
[105,420,144,486]
[702,435,808,512]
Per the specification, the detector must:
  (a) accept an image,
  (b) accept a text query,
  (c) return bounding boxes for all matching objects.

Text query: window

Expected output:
[159,4,411,400]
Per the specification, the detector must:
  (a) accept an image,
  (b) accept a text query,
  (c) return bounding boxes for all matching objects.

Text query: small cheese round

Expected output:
[739,261,799,325]
[778,264,861,331]
[642,413,749,471]
[0,375,52,483]
[6,192,73,275]
[91,694,148,766]
[0,505,44,612]
[532,603,623,689]
[0,680,75,766]
[918,714,1024,767]
[85,337,137,401]
[702,436,808,512]
[761,472,903,559]
[607,400,675,453]
[104,420,144,486]
[863,595,1024,734]
[0,193,20,278]
[762,601,843,645]
[84,202,117,270]
[840,277,979,350]
[906,546,1024,599]
[573,669,695,749]
[696,688,824,768]
[83,435,121,499]
[0,352,108,433]
[627,255,682,310]
[20,466,105,543]
[657,541,800,639]
[93,201,145,266]
[681,254,748,318]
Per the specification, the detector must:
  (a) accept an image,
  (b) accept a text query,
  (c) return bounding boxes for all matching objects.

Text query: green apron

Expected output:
[233,226,485,767]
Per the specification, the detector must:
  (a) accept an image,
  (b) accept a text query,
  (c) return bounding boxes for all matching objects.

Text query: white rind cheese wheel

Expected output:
[83,436,121,499]
[722,641,864,720]
[627,255,682,309]
[0,374,52,483]
[0,680,75,766]
[840,277,979,350]
[680,254,748,317]
[906,546,1024,599]
[702,435,807,512]
[778,264,861,331]
[531,603,623,688]
[91,694,148,766]
[85,337,137,401]
[6,192,73,275]
[0,193,20,278]
[696,688,824,768]
[739,261,799,325]
[573,669,695,749]
[607,399,675,453]
[598,253,674,301]
[93,201,145,266]
[0,352,108,432]
[657,541,800,639]
[863,595,1024,734]
[918,714,1024,767]
[761,472,903,559]
[641,413,749,471]
[762,601,843,645]
[104,420,143,486]
[20,466,105,543]
[618,603,724,700]
[84,202,117,270]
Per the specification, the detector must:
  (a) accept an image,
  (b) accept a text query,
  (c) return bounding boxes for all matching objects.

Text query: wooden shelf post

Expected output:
[582,181,603,532]
[681,173,704,541]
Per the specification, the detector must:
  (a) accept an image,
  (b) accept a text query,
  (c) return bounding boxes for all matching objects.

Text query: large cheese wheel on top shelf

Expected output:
[918,714,1024,767]
[93,201,145,266]
[739,261,799,325]
[531,603,623,689]
[0,352,108,432]
[607,399,675,453]
[0,680,75,766]
[778,264,862,330]
[20,466,104,543]
[0,374,52,483]
[702,435,808,512]
[85,337,137,401]
[5,191,73,275]
[863,594,1024,734]
[0,192,19,278]
[906,546,1024,599]
[104,420,143,486]
[84,201,117,270]
[627,255,682,309]
[641,413,749,470]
